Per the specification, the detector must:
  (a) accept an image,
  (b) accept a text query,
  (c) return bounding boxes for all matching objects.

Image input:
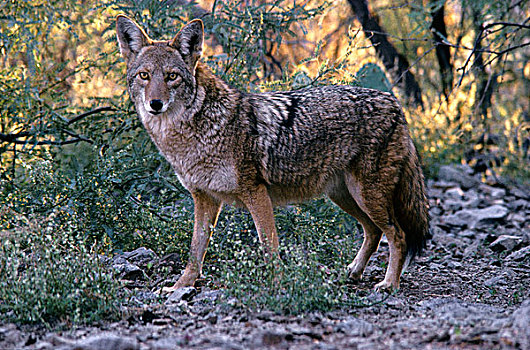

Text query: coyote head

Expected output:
[116,16,203,119]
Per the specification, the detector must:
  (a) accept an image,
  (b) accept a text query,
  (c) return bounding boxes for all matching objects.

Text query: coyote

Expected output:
[116,16,430,292]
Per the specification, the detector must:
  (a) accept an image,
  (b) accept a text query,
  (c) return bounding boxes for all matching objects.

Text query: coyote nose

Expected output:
[150,99,164,112]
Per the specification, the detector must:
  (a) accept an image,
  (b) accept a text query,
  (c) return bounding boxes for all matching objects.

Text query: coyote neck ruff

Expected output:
[116,16,430,292]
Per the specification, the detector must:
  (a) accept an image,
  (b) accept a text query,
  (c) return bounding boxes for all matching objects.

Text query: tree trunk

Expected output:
[472,10,495,125]
[430,0,453,99]
[346,0,423,107]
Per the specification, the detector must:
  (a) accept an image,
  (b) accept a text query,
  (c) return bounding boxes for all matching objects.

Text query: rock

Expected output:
[430,180,460,190]
[286,324,323,339]
[479,184,507,199]
[122,247,158,267]
[131,290,159,303]
[260,330,292,346]
[204,313,218,324]
[193,335,243,350]
[335,317,375,337]
[34,341,54,350]
[155,253,182,274]
[438,165,480,190]
[446,260,462,269]
[508,199,528,210]
[510,186,530,200]
[445,187,465,199]
[0,324,25,349]
[150,337,186,350]
[510,300,530,349]
[442,199,463,212]
[419,298,507,327]
[112,256,143,280]
[501,299,530,349]
[462,189,481,208]
[489,235,522,252]
[505,246,530,261]
[194,289,224,304]
[444,205,509,228]
[483,272,514,287]
[166,287,197,304]
[459,229,476,238]
[59,334,139,350]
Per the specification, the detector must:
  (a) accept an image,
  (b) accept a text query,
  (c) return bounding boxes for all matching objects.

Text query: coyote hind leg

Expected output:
[328,181,383,281]
[344,173,407,291]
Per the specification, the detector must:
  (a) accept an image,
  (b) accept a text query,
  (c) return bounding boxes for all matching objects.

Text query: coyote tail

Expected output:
[395,146,430,269]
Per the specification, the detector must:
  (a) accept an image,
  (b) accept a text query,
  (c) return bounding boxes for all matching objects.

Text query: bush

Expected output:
[0,210,121,326]
[206,199,364,314]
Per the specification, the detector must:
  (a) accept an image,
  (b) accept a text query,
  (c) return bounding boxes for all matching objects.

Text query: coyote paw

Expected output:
[159,271,198,294]
[374,280,398,293]
[346,262,363,281]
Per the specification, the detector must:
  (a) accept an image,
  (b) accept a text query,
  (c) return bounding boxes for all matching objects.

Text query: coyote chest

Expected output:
[143,115,238,193]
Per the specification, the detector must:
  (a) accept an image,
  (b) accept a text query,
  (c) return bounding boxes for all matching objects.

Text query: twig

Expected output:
[1,137,93,146]
[66,106,116,125]
[0,106,115,145]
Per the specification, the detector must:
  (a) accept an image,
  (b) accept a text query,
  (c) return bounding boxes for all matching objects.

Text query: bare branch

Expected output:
[0,106,115,145]
[0,135,93,146]
[66,106,116,125]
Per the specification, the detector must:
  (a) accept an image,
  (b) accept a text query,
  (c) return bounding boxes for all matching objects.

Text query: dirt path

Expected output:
[1,164,529,349]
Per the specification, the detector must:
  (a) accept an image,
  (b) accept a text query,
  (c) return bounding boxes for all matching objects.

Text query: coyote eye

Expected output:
[138,72,149,80]
[167,72,179,81]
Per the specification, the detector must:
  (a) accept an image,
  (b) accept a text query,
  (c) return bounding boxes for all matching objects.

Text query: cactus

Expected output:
[356,63,392,93]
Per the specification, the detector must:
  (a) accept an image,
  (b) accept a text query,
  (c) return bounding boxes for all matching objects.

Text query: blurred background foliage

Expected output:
[0,0,528,324]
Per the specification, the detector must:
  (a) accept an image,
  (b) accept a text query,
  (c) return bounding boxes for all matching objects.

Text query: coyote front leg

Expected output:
[240,184,279,256]
[164,191,222,292]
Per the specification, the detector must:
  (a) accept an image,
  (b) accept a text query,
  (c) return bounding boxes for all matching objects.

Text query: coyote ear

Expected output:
[116,15,150,62]
[170,19,204,68]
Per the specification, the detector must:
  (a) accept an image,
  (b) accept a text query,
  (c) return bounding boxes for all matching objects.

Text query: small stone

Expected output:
[431,180,460,190]
[510,186,530,200]
[505,246,530,261]
[444,205,509,228]
[150,337,185,350]
[194,289,223,304]
[260,330,291,346]
[501,299,530,349]
[462,192,481,208]
[122,247,158,267]
[446,261,462,269]
[479,183,506,197]
[0,324,25,350]
[205,313,218,325]
[286,325,323,339]
[438,165,480,190]
[490,235,522,252]
[509,199,528,210]
[335,317,375,337]
[166,287,197,304]
[34,341,54,350]
[484,275,505,287]
[66,334,139,350]
[445,187,465,199]
[460,229,476,238]
[112,257,143,280]
[512,300,530,349]
[442,199,463,211]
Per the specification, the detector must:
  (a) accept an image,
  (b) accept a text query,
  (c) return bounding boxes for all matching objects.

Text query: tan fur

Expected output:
[116,16,430,292]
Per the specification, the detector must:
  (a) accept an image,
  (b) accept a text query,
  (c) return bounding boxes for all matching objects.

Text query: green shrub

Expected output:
[206,199,364,314]
[0,210,121,326]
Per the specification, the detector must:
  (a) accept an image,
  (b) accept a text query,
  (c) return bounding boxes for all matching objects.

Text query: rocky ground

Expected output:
[1,164,529,349]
